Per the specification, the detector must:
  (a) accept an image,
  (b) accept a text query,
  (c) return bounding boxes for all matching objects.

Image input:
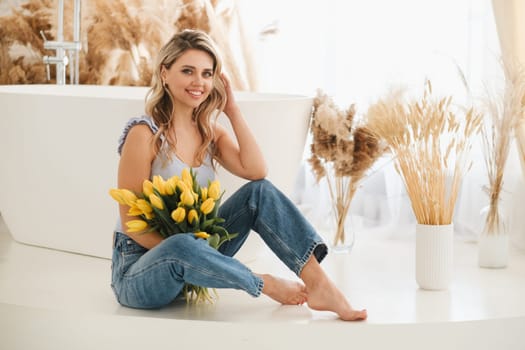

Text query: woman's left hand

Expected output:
[214,71,267,180]
[220,72,241,119]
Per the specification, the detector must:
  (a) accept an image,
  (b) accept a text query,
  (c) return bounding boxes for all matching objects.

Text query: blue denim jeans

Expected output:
[111,179,327,309]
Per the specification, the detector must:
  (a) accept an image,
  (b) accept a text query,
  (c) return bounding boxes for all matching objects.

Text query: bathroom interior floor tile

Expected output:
[1,215,525,349]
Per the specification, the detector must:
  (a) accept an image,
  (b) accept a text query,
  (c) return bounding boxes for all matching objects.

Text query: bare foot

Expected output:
[257,274,307,305]
[306,275,367,321]
[300,257,367,321]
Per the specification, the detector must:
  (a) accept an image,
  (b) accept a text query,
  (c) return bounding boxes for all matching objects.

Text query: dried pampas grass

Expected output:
[0,0,255,89]
[366,81,482,226]
[309,90,385,246]
[513,62,525,180]
[481,60,525,235]
[0,0,52,84]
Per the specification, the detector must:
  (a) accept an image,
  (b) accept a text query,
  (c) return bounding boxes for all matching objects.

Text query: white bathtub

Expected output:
[0,84,312,259]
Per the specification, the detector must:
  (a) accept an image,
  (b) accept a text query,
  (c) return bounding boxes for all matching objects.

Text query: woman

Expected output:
[111,29,367,321]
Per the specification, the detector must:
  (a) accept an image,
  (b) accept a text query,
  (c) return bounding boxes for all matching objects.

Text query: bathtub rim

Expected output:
[0,84,314,102]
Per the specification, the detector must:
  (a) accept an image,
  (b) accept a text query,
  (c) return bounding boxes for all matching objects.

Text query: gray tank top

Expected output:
[114,116,216,232]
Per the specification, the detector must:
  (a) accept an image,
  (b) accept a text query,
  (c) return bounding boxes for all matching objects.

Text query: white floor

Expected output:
[1,215,525,349]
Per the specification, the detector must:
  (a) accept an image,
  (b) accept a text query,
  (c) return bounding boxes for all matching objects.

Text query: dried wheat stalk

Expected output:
[481,60,525,235]
[366,81,482,225]
[309,90,384,246]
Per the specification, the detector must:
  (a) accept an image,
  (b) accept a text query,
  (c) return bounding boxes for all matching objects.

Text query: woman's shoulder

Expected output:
[212,120,228,141]
[117,116,159,155]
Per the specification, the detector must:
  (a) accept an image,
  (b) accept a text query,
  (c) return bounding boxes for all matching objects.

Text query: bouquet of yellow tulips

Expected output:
[109,168,237,303]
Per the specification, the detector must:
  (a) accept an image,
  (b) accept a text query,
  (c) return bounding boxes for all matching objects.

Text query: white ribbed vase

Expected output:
[415,223,454,290]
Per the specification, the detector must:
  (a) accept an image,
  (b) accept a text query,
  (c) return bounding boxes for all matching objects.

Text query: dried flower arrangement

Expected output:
[308,90,385,248]
[517,121,525,177]
[0,0,255,89]
[480,61,525,235]
[366,81,482,226]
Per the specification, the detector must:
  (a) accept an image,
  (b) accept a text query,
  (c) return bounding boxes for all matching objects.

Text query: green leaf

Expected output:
[216,232,238,249]
[190,168,199,193]
[170,225,183,235]
[179,221,189,233]
[201,218,215,230]
[136,226,157,236]
[208,233,220,249]
[227,232,239,240]
[191,219,199,231]
[163,194,179,212]
[150,205,177,236]
[213,217,225,224]
[212,225,228,237]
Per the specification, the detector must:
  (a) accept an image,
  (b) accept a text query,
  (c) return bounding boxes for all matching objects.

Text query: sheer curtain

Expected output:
[491,0,525,250]
[236,1,525,248]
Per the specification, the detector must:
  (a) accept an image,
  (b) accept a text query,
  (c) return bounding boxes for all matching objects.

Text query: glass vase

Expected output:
[327,211,355,254]
[478,204,508,268]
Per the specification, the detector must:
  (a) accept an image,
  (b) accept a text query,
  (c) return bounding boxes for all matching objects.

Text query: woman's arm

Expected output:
[117,124,164,249]
[214,73,268,180]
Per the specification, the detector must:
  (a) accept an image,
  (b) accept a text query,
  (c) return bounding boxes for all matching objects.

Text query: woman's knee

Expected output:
[243,178,276,194]
[159,233,203,256]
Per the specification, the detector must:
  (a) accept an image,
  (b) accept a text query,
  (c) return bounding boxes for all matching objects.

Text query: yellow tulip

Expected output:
[188,209,199,224]
[200,187,208,201]
[200,198,215,215]
[181,168,193,188]
[208,180,221,200]
[166,176,179,195]
[127,205,142,217]
[135,199,153,214]
[109,188,127,205]
[109,189,140,207]
[194,231,210,239]
[180,190,195,206]
[122,190,139,206]
[153,175,167,195]
[126,220,148,233]
[171,207,186,223]
[165,185,174,195]
[168,175,180,184]
[143,180,154,197]
[177,180,189,193]
[149,193,164,210]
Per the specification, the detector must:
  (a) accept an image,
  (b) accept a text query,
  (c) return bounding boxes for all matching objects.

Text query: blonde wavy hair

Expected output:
[145,29,227,168]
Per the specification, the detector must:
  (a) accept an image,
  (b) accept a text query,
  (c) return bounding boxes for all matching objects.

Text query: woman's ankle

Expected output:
[300,255,325,287]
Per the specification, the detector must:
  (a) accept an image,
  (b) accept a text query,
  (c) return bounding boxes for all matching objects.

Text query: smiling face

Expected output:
[161,48,215,113]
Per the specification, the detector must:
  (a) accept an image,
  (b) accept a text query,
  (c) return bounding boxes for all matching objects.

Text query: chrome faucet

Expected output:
[41,0,82,85]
